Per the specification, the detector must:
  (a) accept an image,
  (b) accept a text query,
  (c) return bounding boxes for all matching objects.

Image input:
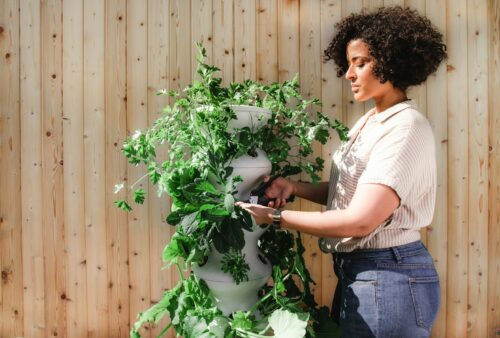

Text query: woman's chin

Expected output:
[353,93,368,102]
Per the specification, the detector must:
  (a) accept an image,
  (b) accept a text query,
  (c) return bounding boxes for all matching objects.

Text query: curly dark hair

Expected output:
[324,6,447,91]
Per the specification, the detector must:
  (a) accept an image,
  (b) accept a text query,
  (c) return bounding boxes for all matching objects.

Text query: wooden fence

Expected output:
[0,0,498,337]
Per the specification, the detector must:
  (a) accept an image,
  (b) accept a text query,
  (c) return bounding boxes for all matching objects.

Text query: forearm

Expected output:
[245,183,399,239]
[278,209,372,238]
[292,181,330,205]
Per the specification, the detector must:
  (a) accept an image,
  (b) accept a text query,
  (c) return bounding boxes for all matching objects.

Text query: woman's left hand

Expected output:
[235,201,274,225]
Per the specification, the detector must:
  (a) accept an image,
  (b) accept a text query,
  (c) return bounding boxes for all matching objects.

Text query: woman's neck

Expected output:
[374,90,408,113]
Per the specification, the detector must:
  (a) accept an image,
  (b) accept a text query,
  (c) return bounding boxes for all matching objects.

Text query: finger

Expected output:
[235,202,250,209]
[268,200,275,208]
[263,175,271,182]
[274,199,281,209]
[279,198,285,208]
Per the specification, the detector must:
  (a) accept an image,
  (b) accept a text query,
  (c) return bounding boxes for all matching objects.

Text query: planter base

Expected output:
[192,226,272,315]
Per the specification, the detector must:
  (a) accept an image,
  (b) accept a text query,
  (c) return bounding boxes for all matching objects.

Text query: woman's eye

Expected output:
[357,63,365,68]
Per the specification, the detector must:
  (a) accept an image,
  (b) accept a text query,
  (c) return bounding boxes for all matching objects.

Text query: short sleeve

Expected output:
[358,119,429,203]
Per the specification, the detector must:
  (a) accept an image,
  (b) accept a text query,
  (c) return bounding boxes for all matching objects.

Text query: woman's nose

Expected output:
[345,65,355,80]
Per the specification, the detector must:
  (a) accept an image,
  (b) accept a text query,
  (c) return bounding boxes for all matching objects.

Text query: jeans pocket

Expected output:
[409,275,440,331]
[336,259,377,284]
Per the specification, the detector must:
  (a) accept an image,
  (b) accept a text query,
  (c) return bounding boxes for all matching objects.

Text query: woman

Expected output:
[236,6,446,338]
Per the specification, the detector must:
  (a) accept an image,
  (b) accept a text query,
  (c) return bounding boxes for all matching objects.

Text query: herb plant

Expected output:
[116,43,346,337]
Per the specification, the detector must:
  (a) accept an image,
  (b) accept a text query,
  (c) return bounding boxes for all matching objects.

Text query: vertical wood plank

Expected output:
[403,0,427,112]
[147,0,171,336]
[410,0,434,249]
[170,0,192,93]
[105,0,129,337]
[214,0,234,85]
[425,0,448,336]
[277,0,300,213]
[488,1,500,336]
[257,0,278,83]
[276,0,310,305]
[20,0,45,336]
[234,0,256,82]
[319,0,342,308]
[446,0,469,336]
[41,1,66,337]
[0,0,23,336]
[300,0,324,306]
[169,0,192,298]
[192,0,213,74]
[83,0,108,336]
[3,2,500,336]
[405,0,429,248]
[342,0,364,127]
[62,0,88,336]
[467,1,489,336]
[278,0,299,83]
[363,0,384,114]
[126,1,151,336]
[384,0,404,6]
[363,0,384,11]
[277,0,299,209]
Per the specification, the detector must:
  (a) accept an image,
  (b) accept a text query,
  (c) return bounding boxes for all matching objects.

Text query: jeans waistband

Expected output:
[333,240,426,261]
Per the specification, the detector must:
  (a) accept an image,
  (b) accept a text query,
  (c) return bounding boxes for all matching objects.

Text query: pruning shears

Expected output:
[246,176,296,206]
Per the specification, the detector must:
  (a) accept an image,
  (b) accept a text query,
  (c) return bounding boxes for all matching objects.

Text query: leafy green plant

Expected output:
[117,43,346,337]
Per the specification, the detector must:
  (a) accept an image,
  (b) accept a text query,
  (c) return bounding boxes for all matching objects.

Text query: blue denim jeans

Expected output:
[331,241,440,338]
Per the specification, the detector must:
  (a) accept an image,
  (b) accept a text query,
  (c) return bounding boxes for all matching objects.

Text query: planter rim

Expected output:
[229,105,272,114]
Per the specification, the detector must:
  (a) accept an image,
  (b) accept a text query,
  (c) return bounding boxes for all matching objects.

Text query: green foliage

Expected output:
[221,249,250,285]
[118,42,346,337]
[114,199,132,212]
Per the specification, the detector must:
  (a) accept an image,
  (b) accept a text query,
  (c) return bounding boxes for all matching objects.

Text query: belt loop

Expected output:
[391,247,402,263]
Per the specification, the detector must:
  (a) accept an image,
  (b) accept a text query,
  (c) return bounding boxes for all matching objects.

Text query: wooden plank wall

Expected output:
[0,0,498,337]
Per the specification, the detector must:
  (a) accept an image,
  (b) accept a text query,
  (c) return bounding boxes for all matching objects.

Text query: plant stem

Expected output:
[247,292,271,314]
[258,324,271,335]
[174,262,185,282]
[157,323,173,338]
[130,172,151,190]
[235,328,271,338]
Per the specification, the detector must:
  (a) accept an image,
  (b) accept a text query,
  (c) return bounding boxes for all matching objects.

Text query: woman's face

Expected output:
[345,39,395,102]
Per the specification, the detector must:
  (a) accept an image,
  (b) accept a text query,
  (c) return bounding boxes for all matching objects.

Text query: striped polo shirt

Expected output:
[319,100,436,253]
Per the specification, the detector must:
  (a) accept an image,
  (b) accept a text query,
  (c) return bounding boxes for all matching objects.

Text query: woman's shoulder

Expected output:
[386,102,432,133]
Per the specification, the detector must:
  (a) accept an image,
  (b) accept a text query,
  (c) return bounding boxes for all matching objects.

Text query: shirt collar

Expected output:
[371,100,416,123]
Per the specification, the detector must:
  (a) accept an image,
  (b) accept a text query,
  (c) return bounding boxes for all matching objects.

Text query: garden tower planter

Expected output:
[192,105,273,315]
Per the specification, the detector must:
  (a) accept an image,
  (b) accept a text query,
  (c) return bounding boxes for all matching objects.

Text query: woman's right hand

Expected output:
[263,176,296,208]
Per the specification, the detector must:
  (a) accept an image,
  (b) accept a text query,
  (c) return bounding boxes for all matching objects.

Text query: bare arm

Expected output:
[238,183,400,238]
[292,181,330,206]
[265,177,330,207]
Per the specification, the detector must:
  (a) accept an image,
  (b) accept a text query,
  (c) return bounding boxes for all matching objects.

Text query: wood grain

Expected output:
[467,1,489,336]
[299,0,324,306]
[105,0,129,336]
[147,0,171,336]
[214,0,234,85]
[446,0,469,336]
[488,1,500,336]
[319,0,342,308]
[235,0,256,82]
[20,0,45,336]
[0,1,498,336]
[0,0,23,336]
[425,0,448,336]
[83,0,108,336]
